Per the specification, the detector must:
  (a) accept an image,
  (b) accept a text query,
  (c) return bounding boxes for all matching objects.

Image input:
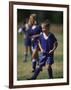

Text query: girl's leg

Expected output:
[32,48,37,72]
[27,52,46,80]
[47,64,53,79]
[28,46,32,61]
[35,50,39,65]
[23,46,28,62]
[27,65,43,80]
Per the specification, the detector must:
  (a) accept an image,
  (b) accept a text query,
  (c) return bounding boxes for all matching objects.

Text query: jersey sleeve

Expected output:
[27,25,42,36]
[22,23,29,33]
[51,33,57,43]
[18,28,23,33]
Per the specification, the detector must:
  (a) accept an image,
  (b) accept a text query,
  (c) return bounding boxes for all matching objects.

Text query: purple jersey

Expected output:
[27,25,42,49]
[19,24,31,46]
[22,24,31,39]
[27,25,42,38]
[39,32,57,56]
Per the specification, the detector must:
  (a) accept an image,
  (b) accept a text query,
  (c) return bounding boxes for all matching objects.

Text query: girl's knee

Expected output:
[47,64,52,69]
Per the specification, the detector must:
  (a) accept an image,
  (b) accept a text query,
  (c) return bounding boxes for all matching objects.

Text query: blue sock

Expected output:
[47,67,53,79]
[32,59,36,71]
[37,58,39,65]
[23,54,27,62]
[31,67,41,79]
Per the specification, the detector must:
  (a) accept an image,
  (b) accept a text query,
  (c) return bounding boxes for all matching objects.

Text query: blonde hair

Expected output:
[29,14,37,20]
[28,14,37,25]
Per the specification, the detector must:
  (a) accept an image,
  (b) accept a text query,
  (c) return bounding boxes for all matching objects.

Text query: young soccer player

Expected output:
[27,20,58,79]
[18,19,32,62]
[27,14,42,72]
[18,14,42,72]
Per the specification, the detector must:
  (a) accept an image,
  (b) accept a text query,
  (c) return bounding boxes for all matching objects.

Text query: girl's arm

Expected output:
[49,41,58,54]
[31,34,40,38]
[38,40,43,52]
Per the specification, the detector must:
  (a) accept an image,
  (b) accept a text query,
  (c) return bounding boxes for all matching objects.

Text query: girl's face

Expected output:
[41,24,49,32]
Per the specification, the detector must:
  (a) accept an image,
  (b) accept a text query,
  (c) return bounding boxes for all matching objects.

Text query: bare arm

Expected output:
[32,48,37,59]
[38,40,43,52]
[49,41,58,54]
[31,34,40,38]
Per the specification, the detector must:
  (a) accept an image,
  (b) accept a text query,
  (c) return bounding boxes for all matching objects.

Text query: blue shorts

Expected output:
[24,38,31,47]
[39,53,54,67]
[46,57,54,65]
[31,40,38,51]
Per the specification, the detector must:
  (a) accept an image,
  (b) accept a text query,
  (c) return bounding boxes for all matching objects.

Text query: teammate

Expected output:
[27,14,42,72]
[18,19,32,62]
[19,14,42,71]
[27,20,58,79]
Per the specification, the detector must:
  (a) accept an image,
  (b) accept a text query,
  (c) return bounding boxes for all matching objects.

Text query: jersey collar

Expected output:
[43,32,51,40]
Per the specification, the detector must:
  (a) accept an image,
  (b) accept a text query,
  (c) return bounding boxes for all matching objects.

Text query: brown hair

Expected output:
[42,19,50,28]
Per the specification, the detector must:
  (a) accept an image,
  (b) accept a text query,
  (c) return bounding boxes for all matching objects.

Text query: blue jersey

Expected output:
[39,32,57,56]
[21,24,31,46]
[27,25,42,38]
[22,24,31,39]
[27,25,42,49]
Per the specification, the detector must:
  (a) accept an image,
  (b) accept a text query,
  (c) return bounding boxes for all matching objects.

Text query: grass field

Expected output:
[17,24,63,80]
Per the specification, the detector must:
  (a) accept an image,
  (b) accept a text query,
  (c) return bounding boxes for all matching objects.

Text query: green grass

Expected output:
[17,24,63,80]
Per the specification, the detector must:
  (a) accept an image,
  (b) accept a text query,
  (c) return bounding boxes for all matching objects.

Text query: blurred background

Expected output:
[17,9,63,28]
[17,9,63,80]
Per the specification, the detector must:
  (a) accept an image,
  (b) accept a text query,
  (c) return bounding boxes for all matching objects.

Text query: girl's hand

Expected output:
[49,49,54,54]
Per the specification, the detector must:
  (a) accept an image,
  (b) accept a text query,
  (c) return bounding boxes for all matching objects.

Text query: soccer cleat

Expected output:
[27,77,35,80]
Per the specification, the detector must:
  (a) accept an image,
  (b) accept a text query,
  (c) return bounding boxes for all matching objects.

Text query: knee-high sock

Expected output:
[23,54,27,62]
[47,67,53,79]
[36,58,39,65]
[32,59,36,70]
[31,67,41,79]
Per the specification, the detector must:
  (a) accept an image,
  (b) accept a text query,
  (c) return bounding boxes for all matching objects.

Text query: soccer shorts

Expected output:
[31,40,38,51]
[46,57,54,65]
[24,38,31,47]
[39,53,54,67]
